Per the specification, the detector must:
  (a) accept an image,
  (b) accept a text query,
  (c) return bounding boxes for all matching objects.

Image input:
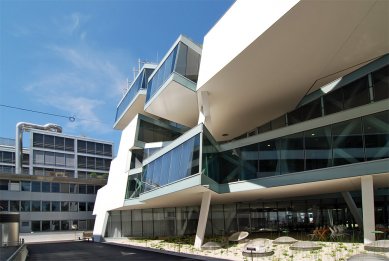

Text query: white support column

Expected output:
[194,191,211,249]
[361,175,375,244]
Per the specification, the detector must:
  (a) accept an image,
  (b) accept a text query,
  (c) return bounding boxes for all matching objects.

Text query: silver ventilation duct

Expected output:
[15,122,62,174]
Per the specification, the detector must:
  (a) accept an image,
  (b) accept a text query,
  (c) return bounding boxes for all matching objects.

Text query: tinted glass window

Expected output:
[44,135,55,149]
[280,133,304,174]
[78,140,87,153]
[305,126,332,170]
[21,181,31,191]
[51,183,60,193]
[42,182,50,192]
[240,144,258,180]
[324,88,343,115]
[363,110,389,160]
[372,65,389,101]
[259,139,280,177]
[65,138,74,152]
[42,201,50,211]
[332,118,364,166]
[31,201,41,212]
[31,181,41,192]
[51,201,60,212]
[55,137,64,150]
[33,133,44,148]
[342,76,370,109]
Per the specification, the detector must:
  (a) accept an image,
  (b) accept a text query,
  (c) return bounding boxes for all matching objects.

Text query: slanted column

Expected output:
[341,192,363,229]
[194,191,211,249]
[361,175,375,244]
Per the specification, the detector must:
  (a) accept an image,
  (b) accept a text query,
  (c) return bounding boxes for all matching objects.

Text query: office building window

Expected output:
[61,202,69,212]
[20,201,30,212]
[31,201,41,212]
[51,201,60,212]
[78,140,87,153]
[42,201,50,212]
[31,221,41,232]
[33,133,44,148]
[31,181,41,192]
[44,135,55,149]
[55,136,65,150]
[0,200,9,211]
[65,138,74,152]
[372,65,389,101]
[21,181,31,191]
[51,183,60,193]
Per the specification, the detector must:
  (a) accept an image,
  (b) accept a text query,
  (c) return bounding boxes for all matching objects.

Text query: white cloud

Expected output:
[24,12,128,135]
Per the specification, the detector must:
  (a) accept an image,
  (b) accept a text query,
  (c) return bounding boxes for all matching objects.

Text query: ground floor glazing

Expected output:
[106,188,389,242]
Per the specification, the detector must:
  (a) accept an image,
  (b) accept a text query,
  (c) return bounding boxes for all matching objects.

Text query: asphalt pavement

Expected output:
[27,241,200,261]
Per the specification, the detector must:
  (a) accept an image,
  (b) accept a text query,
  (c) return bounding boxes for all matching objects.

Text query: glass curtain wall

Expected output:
[106,190,389,240]
[204,110,389,184]
[115,68,154,122]
[146,42,200,103]
[141,134,200,193]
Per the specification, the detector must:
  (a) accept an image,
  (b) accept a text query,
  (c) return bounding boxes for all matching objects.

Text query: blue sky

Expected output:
[0,0,234,154]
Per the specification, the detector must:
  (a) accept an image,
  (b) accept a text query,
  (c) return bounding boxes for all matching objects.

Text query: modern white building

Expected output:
[0,123,113,233]
[93,0,389,247]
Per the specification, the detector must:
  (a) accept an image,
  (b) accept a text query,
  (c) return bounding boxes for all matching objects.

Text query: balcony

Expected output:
[144,35,201,127]
[114,64,156,130]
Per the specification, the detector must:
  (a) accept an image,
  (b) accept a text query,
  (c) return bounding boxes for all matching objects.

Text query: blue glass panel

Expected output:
[181,137,195,178]
[168,144,183,183]
[159,152,171,186]
[152,158,162,187]
[146,45,178,103]
[115,69,147,122]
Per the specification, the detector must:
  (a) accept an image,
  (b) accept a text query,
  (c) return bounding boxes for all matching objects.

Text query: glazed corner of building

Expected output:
[95,0,389,245]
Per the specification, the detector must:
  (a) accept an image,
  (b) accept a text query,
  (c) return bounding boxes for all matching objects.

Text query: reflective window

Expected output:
[10,201,19,211]
[51,201,60,212]
[77,140,87,153]
[31,181,41,192]
[146,45,178,103]
[61,202,69,212]
[363,111,389,160]
[31,201,41,212]
[288,99,322,125]
[87,141,95,154]
[42,182,50,192]
[65,138,74,152]
[31,221,40,232]
[103,144,112,157]
[60,183,69,193]
[44,135,55,149]
[33,133,44,148]
[323,88,343,115]
[240,144,258,180]
[304,126,332,170]
[332,118,364,166]
[259,139,280,177]
[34,150,44,164]
[51,183,60,193]
[0,200,9,211]
[280,133,304,174]
[372,65,389,101]
[21,181,31,191]
[342,76,370,109]
[79,202,86,211]
[20,201,30,212]
[55,137,64,150]
[42,201,50,211]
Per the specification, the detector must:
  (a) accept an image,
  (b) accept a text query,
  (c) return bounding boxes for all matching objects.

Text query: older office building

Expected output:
[93,0,389,246]
[0,123,113,232]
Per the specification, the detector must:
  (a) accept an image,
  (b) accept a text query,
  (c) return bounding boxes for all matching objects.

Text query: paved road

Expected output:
[27,241,200,261]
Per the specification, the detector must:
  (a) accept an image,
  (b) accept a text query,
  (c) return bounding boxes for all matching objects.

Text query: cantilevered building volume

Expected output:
[93,0,389,246]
